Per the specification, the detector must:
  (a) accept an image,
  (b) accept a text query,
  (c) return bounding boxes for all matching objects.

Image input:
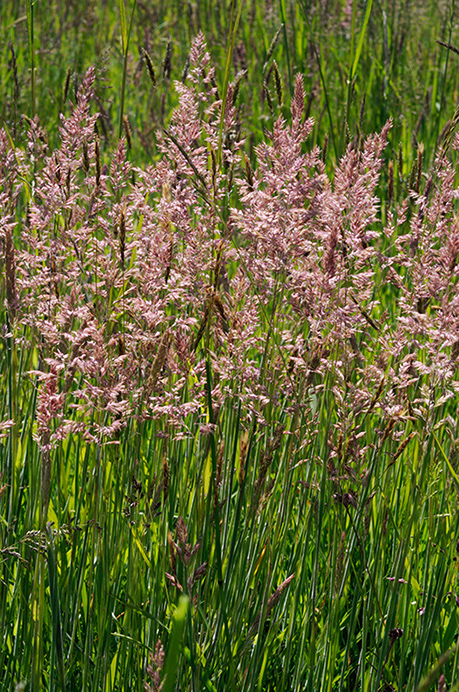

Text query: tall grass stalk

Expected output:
[217,0,242,167]
[345,0,373,138]
[118,0,137,140]
[26,0,36,118]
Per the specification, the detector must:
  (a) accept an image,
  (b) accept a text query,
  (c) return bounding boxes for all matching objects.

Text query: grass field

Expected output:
[2,1,459,691]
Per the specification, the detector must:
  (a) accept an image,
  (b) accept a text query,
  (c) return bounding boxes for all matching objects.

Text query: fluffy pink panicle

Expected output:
[3,34,459,448]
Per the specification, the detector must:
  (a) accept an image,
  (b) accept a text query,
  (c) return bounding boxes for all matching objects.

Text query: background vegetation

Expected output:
[1,1,459,691]
[2,0,459,166]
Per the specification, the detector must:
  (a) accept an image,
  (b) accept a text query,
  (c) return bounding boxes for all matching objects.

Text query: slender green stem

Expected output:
[26,0,36,117]
[118,0,137,140]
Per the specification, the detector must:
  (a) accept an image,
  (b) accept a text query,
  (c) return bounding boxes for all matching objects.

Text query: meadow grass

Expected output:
[2,1,459,165]
[1,2,459,691]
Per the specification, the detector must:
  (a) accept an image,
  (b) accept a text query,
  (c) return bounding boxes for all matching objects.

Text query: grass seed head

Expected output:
[387,160,394,205]
[142,47,157,88]
[95,133,101,185]
[263,75,274,114]
[163,40,172,81]
[122,115,132,151]
[63,66,72,104]
[263,24,283,73]
[272,60,283,107]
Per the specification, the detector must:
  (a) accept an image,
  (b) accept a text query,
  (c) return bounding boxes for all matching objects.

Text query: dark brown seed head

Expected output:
[163,40,172,80]
[272,60,283,107]
[322,133,329,163]
[263,77,274,114]
[398,142,403,181]
[263,24,283,72]
[82,140,90,173]
[122,115,132,151]
[387,160,394,205]
[63,66,72,104]
[245,154,254,192]
[142,47,156,87]
[95,134,101,186]
[388,627,403,643]
[231,69,247,106]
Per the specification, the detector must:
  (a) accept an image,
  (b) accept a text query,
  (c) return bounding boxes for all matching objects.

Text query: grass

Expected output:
[1,1,459,691]
[2,1,459,165]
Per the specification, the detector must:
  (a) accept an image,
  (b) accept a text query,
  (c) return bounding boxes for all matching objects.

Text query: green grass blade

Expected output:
[351,0,374,79]
[46,524,66,690]
[162,595,189,692]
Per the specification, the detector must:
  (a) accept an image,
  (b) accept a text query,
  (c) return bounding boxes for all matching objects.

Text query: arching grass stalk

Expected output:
[118,0,137,140]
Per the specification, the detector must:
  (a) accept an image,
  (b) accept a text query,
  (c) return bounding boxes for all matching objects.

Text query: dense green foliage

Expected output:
[1,2,459,692]
[2,0,459,165]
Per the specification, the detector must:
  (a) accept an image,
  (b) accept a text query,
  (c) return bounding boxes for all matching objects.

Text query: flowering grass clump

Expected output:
[1,32,459,692]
